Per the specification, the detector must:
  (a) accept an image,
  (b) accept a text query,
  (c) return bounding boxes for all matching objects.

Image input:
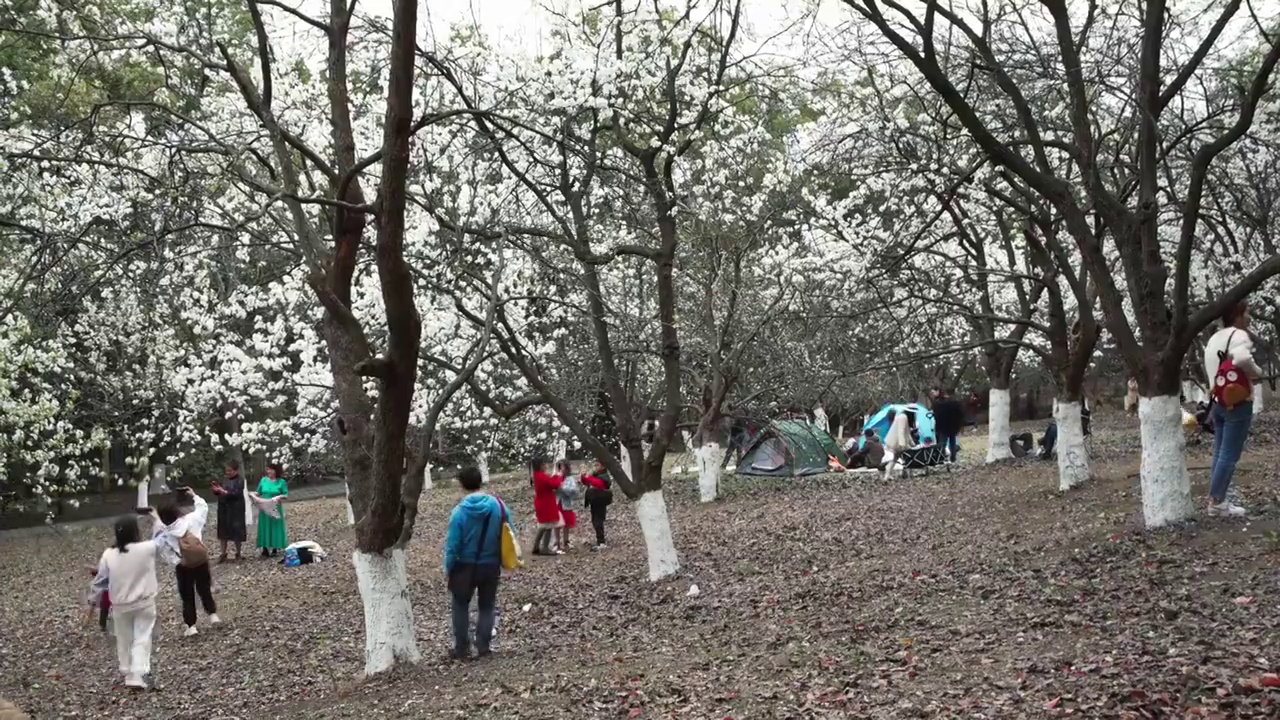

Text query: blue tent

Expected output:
[858,402,936,448]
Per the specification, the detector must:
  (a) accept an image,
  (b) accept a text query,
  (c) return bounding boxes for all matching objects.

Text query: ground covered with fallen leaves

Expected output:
[2,412,1278,719]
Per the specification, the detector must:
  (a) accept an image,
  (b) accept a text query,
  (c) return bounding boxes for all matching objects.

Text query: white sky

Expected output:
[374,0,847,56]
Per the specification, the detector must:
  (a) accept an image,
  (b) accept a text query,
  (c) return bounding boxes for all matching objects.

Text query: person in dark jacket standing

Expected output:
[443,466,513,660]
[580,460,613,550]
[931,389,966,463]
[211,461,246,562]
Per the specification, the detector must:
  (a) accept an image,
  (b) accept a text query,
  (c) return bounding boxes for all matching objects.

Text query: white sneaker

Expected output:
[183,625,199,637]
[209,614,221,625]
[1208,502,1247,517]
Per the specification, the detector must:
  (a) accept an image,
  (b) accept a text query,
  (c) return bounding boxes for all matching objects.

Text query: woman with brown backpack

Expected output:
[154,487,221,636]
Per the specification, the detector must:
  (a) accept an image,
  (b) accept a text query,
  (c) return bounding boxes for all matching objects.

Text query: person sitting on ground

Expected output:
[1195,400,1213,435]
[1038,420,1057,459]
[847,429,885,469]
[1009,432,1034,458]
[443,466,512,661]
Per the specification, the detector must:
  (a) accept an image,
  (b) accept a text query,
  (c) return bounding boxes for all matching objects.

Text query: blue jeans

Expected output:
[1210,401,1252,502]
[449,564,500,656]
[938,433,960,462]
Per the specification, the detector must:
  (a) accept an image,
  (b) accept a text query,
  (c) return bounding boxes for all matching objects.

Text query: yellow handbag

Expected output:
[499,502,524,570]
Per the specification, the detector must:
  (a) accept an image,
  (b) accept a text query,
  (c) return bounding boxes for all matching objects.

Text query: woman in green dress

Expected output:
[254,463,289,558]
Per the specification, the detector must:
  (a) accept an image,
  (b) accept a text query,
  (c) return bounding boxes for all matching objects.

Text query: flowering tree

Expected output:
[837,0,1280,526]
[423,0,751,580]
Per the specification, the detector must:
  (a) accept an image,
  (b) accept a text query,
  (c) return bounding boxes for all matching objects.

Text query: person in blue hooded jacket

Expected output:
[443,465,512,660]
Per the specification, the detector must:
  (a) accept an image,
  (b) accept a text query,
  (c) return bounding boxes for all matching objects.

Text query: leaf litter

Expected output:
[0,413,1277,718]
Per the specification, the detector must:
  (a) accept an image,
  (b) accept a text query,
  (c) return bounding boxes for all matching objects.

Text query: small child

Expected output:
[86,566,111,632]
[555,460,581,552]
[580,460,613,550]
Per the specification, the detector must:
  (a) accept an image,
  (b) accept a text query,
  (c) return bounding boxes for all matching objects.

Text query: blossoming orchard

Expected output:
[2,0,1280,716]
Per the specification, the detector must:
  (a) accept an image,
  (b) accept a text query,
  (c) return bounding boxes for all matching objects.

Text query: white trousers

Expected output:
[112,603,157,685]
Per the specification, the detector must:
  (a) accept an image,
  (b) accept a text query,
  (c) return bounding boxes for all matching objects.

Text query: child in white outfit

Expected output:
[90,515,162,691]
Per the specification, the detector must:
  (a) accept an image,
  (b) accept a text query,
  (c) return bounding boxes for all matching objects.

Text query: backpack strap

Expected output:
[1218,330,1239,367]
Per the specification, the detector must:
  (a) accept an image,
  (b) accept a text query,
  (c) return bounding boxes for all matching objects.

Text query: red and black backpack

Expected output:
[1213,330,1252,410]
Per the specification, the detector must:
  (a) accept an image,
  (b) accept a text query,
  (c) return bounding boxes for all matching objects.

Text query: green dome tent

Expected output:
[735,419,848,477]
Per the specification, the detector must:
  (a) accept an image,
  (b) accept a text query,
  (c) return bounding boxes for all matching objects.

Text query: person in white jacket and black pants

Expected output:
[1202,301,1263,517]
[154,487,221,635]
[89,515,162,690]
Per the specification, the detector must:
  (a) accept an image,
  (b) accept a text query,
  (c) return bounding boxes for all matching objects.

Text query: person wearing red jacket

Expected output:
[530,457,563,555]
[580,460,613,550]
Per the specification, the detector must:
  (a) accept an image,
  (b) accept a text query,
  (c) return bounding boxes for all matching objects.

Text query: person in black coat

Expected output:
[211,460,247,562]
[931,389,966,463]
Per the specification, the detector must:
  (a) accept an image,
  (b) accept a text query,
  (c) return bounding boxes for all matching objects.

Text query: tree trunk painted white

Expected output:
[244,475,254,528]
[478,451,490,484]
[1182,380,1207,405]
[1054,400,1089,491]
[813,406,828,434]
[1138,396,1195,527]
[422,463,433,491]
[985,388,1013,463]
[681,429,693,451]
[635,490,680,581]
[1253,384,1264,414]
[694,442,725,503]
[353,548,420,675]
[345,484,355,525]
[135,480,149,508]
[619,445,635,482]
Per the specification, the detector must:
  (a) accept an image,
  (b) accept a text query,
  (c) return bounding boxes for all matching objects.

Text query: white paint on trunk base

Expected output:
[1253,384,1264,415]
[813,406,828,434]
[635,490,680,581]
[135,480,149,509]
[353,548,420,676]
[1182,381,1208,405]
[985,388,1013,463]
[244,477,254,527]
[423,463,433,491]
[619,445,635,482]
[1138,396,1195,527]
[478,452,490,484]
[1054,400,1089,491]
[345,484,355,525]
[681,429,693,450]
[694,442,725,503]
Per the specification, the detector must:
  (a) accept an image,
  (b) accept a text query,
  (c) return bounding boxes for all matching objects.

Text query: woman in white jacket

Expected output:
[90,516,162,690]
[1202,302,1263,516]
